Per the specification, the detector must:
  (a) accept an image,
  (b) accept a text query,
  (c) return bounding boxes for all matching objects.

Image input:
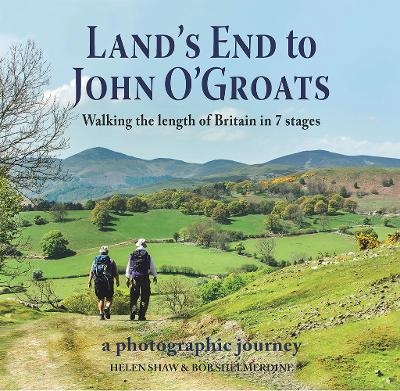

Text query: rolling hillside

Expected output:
[40,148,400,201]
[1,245,399,390]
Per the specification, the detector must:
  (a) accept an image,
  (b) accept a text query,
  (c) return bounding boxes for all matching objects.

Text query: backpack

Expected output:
[130,249,150,277]
[92,255,112,280]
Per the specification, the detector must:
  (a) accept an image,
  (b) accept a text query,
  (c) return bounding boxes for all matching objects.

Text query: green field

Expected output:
[20,243,259,278]
[20,210,204,253]
[234,232,357,260]
[2,205,400,389]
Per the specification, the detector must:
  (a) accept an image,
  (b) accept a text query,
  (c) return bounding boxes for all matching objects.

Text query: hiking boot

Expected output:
[104,307,111,319]
[99,313,105,320]
[130,312,136,321]
[138,316,146,321]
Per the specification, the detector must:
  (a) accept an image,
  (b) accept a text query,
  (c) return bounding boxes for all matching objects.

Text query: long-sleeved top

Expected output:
[125,245,157,279]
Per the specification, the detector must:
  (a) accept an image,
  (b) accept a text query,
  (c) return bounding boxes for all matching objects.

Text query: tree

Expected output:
[20,279,61,310]
[314,200,328,215]
[256,238,276,265]
[265,214,284,234]
[227,199,248,216]
[211,203,230,223]
[339,186,350,198]
[108,194,126,214]
[282,204,304,226]
[126,196,148,212]
[300,199,315,216]
[85,200,96,210]
[0,175,23,288]
[328,194,344,211]
[40,230,70,259]
[0,40,72,191]
[50,203,67,222]
[271,200,289,218]
[319,214,329,232]
[235,242,245,255]
[343,199,357,213]
[90,201,111,230]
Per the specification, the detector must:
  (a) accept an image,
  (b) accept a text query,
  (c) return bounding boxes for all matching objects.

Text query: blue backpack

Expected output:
[92,255,112,280]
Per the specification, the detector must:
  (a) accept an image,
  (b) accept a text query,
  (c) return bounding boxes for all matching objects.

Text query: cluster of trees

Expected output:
[178,221,244,250]
[263,194,358,233]
[90,195,149,229]
[87,188,275,229]
[23,199,84,211]
[86,178,359,230]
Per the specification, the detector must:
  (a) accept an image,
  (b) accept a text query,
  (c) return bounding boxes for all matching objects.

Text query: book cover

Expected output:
[0,1,399,390]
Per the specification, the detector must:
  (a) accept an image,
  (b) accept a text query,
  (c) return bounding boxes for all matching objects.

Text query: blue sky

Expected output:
[1,0,399,163]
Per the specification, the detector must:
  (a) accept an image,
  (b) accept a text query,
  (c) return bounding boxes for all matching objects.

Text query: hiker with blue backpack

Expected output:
[88,246,120,320]
[125,238,157,321]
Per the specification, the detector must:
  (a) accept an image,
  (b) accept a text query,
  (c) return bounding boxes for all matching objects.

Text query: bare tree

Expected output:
[18,279,61,310]
[0,40,72,192]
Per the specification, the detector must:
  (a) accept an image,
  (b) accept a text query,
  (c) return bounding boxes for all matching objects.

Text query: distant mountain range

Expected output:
[41,148,400,201]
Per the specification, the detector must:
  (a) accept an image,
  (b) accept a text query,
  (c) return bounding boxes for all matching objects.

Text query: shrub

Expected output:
[362,217,371,225]
[20,219,32,227]
[338,225,351,234]
[339,186,351,198]
[220,274,246,296]
[50,203,67,222]
[61,289,130,314]
[40,230,70,259]
[200,279,223,303]
[236,264,258,272]
[156,277,199,317]
[234,242,245,255]
[354,227,378,239]
[382,178,394,187]
[32,270,44,281]
[386,231,400,245]
[355,232,379,251]
[383,217,391,227]
[34,215,47,225]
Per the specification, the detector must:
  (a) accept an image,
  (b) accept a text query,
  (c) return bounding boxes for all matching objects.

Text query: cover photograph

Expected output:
[0,1,399,390]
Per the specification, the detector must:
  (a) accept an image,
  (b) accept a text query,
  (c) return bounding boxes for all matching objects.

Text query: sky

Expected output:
[1,0,399,164]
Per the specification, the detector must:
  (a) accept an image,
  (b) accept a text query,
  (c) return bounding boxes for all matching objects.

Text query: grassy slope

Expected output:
[194,247,400,389]
[1,245,399,389]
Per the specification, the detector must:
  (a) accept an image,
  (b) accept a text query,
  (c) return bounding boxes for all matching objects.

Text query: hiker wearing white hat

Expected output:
[125,238,157,320]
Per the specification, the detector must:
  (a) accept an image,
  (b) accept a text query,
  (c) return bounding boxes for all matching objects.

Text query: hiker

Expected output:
[88,246,120,320]
[125,238,157,321]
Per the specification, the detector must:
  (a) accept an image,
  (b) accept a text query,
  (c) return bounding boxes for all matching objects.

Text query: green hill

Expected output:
[40,148,400,201]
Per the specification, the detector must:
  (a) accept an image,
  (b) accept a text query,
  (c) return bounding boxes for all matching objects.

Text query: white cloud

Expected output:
[43,76,90,105]
[0,34,21,56]
[196,106,247,142]
[299,135,400,158]
[200,106,244,121]
[198,128,247,142]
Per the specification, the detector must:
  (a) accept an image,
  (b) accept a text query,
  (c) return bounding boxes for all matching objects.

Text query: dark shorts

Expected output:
[94,277,114,300]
